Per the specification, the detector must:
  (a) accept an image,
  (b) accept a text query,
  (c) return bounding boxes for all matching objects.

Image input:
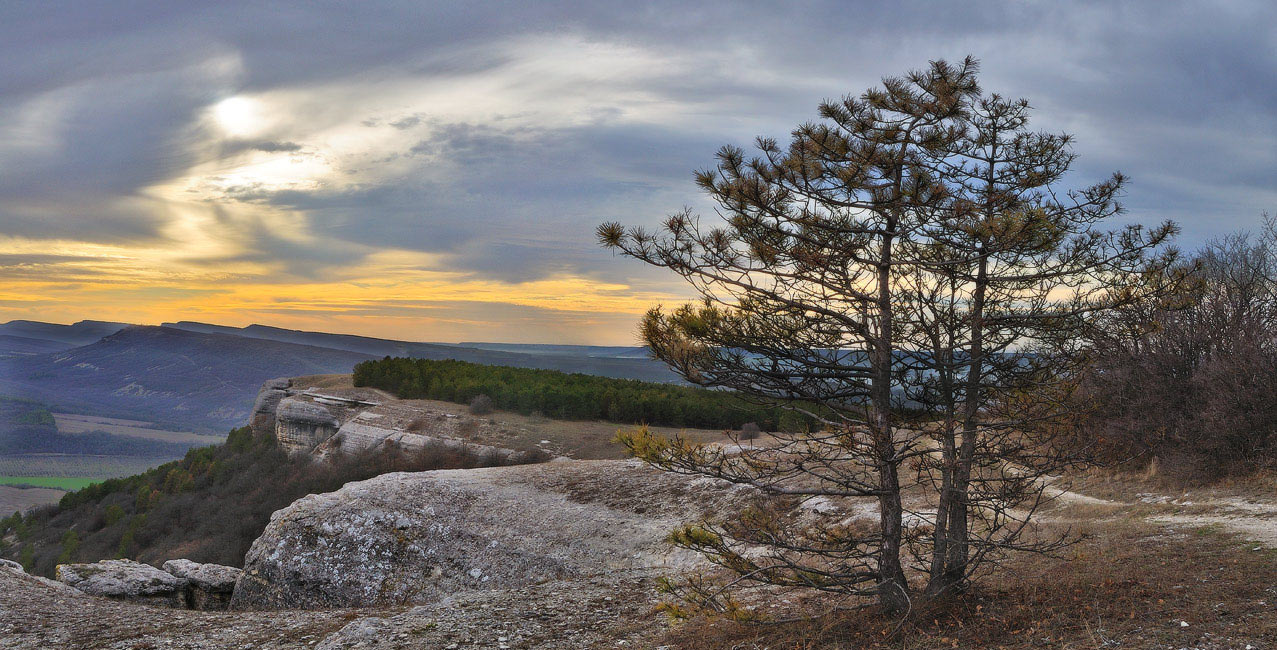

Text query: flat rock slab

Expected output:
[56,559,188,608]
[232,459,754,610]
[162,559,241,591]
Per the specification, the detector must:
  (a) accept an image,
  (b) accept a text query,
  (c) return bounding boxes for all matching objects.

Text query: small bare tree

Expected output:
[600,58,1178,617]
[468,394,495,416]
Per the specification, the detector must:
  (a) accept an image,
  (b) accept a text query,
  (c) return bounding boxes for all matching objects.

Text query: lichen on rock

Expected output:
[231,459,752,610]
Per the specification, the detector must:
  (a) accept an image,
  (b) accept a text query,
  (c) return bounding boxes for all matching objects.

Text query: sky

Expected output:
[0,1,1274,345]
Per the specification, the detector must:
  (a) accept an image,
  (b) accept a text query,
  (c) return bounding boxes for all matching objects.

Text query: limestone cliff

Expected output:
[247,376,544,462]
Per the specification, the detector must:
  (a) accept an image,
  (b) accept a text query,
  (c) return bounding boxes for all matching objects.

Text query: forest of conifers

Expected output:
[352,356,809,431]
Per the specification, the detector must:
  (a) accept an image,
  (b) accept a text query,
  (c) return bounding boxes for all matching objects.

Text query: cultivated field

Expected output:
[0,476,98,490]
[0,454,172,479]
[0,486,66,514]
[51,413,220,444]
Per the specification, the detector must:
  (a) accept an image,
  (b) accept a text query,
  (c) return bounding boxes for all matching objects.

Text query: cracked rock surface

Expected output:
[231,459,752,610]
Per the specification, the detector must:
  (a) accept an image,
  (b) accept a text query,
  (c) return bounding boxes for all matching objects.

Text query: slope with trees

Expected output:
[0,426,544,577]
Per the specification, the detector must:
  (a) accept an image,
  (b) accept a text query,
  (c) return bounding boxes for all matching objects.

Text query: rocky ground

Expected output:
[2,468,1276,649]
[0,565,672,649]
[0,566,347,649]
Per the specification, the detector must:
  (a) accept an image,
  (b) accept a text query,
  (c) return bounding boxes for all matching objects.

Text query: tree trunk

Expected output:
[942,248,988,591]
[873,229,910,613]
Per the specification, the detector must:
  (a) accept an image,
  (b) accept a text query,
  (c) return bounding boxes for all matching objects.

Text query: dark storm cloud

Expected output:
[1,0,1274,283]
[250,141,304,153]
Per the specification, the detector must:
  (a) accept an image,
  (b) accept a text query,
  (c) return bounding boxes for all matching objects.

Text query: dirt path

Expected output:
[1043,476,1277,547]
[1139,494,1277,547]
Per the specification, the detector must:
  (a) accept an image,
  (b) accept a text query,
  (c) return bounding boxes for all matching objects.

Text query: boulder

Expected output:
[1,558,87,598]
[56,559,188,607]
[231,459,754,610]
[162,559,242,610]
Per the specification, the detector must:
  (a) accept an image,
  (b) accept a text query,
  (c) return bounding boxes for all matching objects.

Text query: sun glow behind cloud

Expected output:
[0,33,718,342]
[0,32,707,342]
[212,96,268,137]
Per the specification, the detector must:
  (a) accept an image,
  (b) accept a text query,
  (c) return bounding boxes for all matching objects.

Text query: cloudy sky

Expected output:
[1,1,1273,344]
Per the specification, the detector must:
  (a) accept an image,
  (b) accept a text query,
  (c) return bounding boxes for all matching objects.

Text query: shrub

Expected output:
[468,394,494,416]
[738,422,761,440]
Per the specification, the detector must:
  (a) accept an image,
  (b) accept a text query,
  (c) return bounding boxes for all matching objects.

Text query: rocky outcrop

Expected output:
[56,559,188,608]
[51,558,241,609]
[248,376,543,462]
[326,414,539,464]
[274,397,342,453]
[231,459,755,610]
[248,377,291,436]
[1,557,85,597]
[162,559,242,610]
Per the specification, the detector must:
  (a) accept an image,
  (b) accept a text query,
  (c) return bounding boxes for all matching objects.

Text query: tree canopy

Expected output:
[601,57,1180,616]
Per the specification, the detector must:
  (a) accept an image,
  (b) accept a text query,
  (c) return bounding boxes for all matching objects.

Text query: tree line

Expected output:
[1080,219,1277,479]
[351,356,812,431]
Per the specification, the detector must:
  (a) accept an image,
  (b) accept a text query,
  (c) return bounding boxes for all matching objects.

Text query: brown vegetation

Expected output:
[663,508,1276,649]
[1081,220,1277,481]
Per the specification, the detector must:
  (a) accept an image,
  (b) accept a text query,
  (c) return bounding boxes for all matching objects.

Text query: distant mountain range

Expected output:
[0,319,670,432]
[0,320,128,351]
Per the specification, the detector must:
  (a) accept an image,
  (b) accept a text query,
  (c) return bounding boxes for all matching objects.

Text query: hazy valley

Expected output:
[0,319,679,512]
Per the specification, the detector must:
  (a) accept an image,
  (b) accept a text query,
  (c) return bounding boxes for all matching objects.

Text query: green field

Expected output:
[0,476,99,490]
[0,455,172,479]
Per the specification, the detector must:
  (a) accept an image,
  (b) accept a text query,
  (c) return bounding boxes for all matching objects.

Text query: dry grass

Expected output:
[661,516,1276,649]
[291,374,732,460]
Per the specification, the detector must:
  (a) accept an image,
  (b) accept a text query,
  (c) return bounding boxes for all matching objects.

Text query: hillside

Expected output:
[0,424,546,577]
[0,321,128,358]
[0,335,72,358]
[0,371,741,576]
[0,320,127,348]
[0,326,375,432]
[163,321,677,382]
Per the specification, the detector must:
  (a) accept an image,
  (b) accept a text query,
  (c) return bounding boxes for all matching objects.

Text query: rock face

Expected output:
[247,376,541,462]
[248,377,292,436]
[328,415,539,464]
[274,397,342,453]
[231,459,753,610]
[56,559,188,607]
[162,559,242,610]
